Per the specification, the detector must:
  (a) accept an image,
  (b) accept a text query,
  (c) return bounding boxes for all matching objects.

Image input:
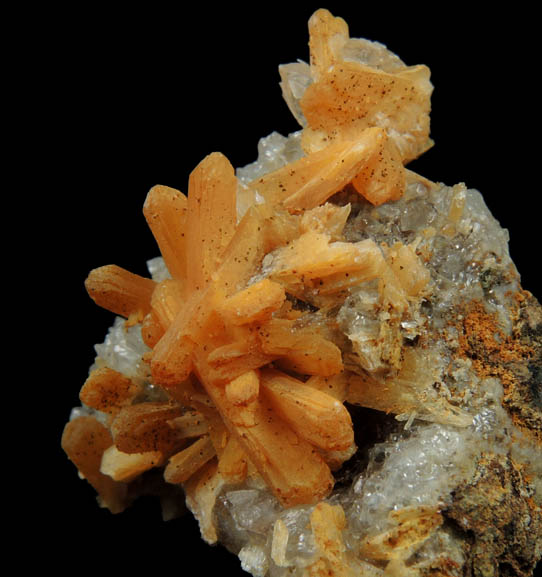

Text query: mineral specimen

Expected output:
[62,8,541,576]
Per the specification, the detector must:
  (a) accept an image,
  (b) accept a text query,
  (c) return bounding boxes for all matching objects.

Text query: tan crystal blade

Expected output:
[150,286,217,387]
[141,310,164,348]
[61,416,128,513]
[360,506,443,560]
[217,435,248,483]
[225,369,260,406]
[351,134,406,206]
[85,264,155,320]
[193,360,334,507]
[269,234,385,284]
[100,446,163,482]
[212,205,271,296]
[191,403,230,457]
[164,435,216,484]
[79,367,141,415]
[276,341,344,377]
[205,341,277,385]
[261,370,354,452]
[308,8,349,81]
[186,152,237,293]
[110,402,183,455]
[347,367,418,415]
[168,410,209,439]
[271,519,289,567]
[143,184,189,281]
[301,60,433,161]
[183,460,223,544]
[310,502,348,568]
[300,203,351,239]
[386,242,431,297]
[304,373,349,402]
[247,127,385,212]
[217,278,286,325]
[151,278,184,330]
[257,318,344,377]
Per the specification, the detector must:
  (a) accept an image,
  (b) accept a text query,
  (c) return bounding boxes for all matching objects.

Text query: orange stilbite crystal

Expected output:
[167,410,209,439]
[301,9,433,161]
[186,152,237,293]
[261,370,354,452]
[308,502,351,575]
[308,8,349,82]
[257,318,343,376]
[150,278,184,330]
[110,402,183,455]
[217,435,248,483]
[79,367,141,416]
[85,264,155,322]
[217,279,286,325]
[225,370,260,406]
[100,446,164,483]
[360,506,443,561]
[164,435,216,484]
[61,416,128,513]
[143,185,189,281]
[351,133,406,206]
[247,126,405,210]
[192,351,335,506]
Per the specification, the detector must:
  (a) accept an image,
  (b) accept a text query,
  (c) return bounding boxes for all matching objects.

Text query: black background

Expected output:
[38,3,540,575]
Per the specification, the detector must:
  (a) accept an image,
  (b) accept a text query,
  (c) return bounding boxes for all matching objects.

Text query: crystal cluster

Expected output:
[62,9,541,576]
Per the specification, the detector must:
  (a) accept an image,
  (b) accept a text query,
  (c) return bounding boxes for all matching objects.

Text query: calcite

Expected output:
[62,9,541,577]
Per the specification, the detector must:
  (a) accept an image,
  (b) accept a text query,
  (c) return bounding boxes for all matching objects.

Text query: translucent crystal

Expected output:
[146,256,171,282]
[91,317,150,379]
[236,131,304,184]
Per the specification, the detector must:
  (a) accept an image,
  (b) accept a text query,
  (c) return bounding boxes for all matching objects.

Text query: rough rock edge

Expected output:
[438,290,542,577]
[458,290,542,444]
[445,452,542,577]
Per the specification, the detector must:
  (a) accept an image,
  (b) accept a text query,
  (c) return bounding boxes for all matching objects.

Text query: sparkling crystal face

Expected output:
[60,8,541,577]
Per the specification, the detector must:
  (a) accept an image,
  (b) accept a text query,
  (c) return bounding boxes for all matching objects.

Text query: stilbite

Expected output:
[62,8,542,577]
